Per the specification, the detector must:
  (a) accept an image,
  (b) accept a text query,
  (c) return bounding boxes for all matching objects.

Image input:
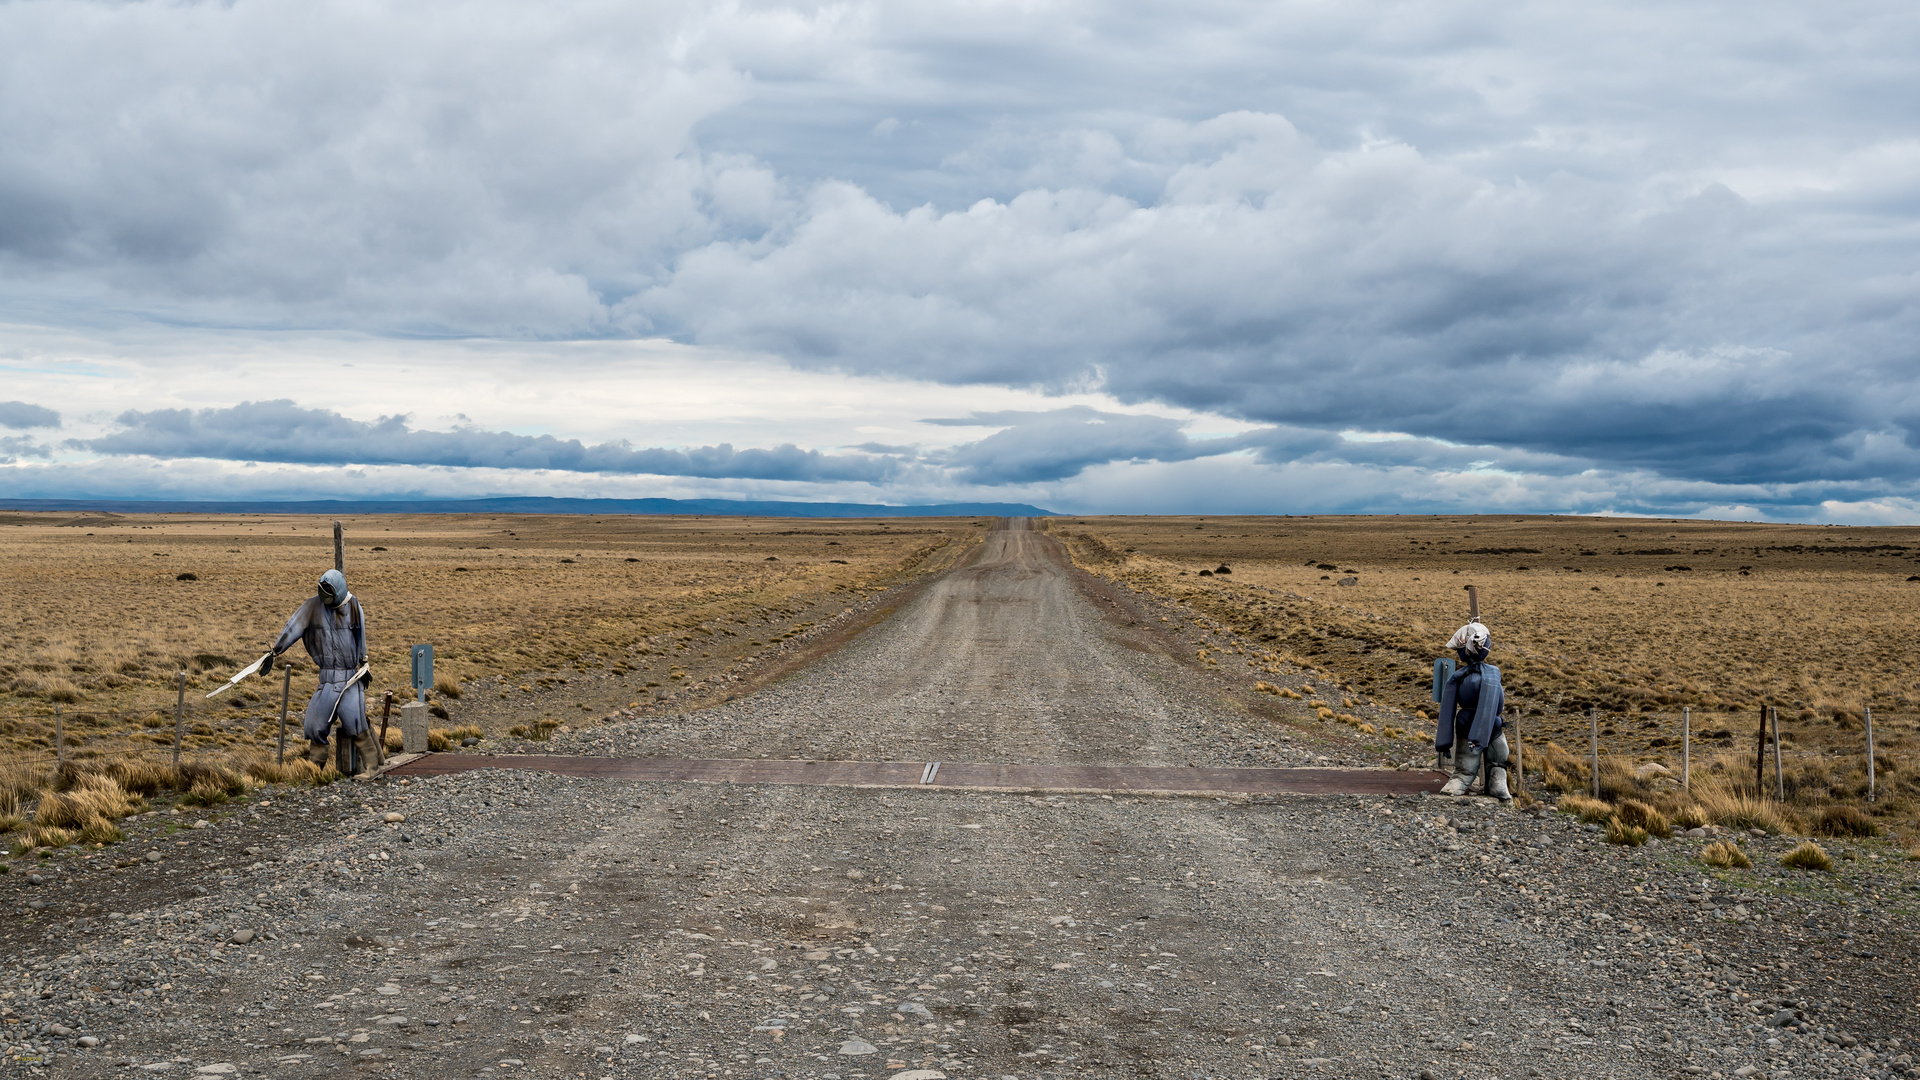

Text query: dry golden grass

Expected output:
[1702,840,1752,869]
[1782,840,1836,871]
[1050,514,1920,842]
[0,510,982,775]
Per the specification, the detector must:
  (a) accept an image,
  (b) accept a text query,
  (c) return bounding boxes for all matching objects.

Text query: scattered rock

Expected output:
[145,851,164,863]
[26,873,44,886]
[384,812,405,823]
[194,1066,237,1075]
[230,929,256,945]
[47,1023,74,1037]
[839,1039,878,1056]
[890,1071,947,1080]
[191,820,211,830]
[78,1036,100,1048]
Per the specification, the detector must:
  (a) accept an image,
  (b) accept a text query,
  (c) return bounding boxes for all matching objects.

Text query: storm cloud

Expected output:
[86,402,901,483]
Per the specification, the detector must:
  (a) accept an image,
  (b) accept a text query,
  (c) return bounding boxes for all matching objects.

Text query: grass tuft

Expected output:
[1614,798,1672,839]
[1604,818,1649,846]
[1557,793,1613,824]
[1781,840,1835,872]
[1814,805,1878,838]
[1701,840,1751,869]
[1672,804,1710,830]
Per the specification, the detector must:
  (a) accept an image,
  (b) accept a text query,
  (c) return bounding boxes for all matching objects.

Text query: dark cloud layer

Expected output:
[86,401,897,483]
[0,402,59,429]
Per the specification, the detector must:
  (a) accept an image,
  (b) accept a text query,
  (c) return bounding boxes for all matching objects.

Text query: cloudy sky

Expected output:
[3,0,1918,519]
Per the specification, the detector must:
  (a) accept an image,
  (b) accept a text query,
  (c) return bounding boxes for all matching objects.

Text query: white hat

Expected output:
[1446,620,1490,656]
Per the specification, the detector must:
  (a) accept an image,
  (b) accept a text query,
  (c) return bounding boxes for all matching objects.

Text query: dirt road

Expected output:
[8,520,1916,1079]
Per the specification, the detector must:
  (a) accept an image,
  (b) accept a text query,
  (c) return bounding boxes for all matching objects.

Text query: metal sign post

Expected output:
[410,644,434,702]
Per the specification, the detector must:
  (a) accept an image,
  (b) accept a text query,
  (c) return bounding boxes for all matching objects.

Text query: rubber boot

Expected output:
[1484,733,1513,802]
[353,725,385,771]
[305,738,331,768]
[1486,764,1512,802]
[1440,744,1481,796]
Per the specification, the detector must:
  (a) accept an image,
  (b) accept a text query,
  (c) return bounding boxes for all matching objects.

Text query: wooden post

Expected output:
[333,520,345,573]
[54,706,64,768]
[1865,706,1876,804]
[1510,712,1525,798]
[1681,706,1691,792]
[1467,585,1480,621]
[172,670,186,769]
[1770,705,1784,800]
[1589,705,1600,798]
[1756,702,1767,798]
[276,662,293,765]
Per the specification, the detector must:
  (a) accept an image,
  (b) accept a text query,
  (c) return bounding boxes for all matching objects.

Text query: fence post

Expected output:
[333,520,345,573]
[277,662,293,765]
[1756,702,1767,797]
[1589,706,1600,798]
[1865,706,1876,804]
[1770,705,1784,801]
[1511,712,1525,798]
[1681,706,1691,792]
[54,705,64,768]
[173,670,186,770]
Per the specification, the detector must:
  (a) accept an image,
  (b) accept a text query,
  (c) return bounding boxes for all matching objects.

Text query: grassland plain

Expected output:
[1046,514,1920,844]
[0,511,988,777]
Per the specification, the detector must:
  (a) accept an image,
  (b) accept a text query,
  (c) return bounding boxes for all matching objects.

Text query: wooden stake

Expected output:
[1866,706,1877,804]
[1756,702,1767,798]
[276,662,293,765]
[1770,705,1784,801]
[1510,712,1525,798]
[379,691,395,753]
[333,520,345,573]
[1589,705,1600,798]
[173,670,186,770]
[1468,585,1480,621]
[1681,706,1691,792]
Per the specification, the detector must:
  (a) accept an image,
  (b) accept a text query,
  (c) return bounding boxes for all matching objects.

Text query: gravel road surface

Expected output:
[5,520,1916,1080]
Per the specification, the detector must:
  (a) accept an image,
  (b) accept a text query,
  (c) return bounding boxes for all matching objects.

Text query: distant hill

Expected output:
[0,496,1054,518]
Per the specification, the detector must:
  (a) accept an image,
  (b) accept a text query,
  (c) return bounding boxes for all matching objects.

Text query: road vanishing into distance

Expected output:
[12,519,1914,1080]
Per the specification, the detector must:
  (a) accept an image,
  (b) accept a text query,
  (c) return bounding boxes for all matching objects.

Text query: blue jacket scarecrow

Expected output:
[268,569,380,774]
[1431,621,1512,801]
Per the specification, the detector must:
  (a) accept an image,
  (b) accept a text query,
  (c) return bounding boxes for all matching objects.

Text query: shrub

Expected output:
[1605,818,1649,846]
[1558,793,1613,824]
[427,730,451,751]
[1691,786,1792,835]
[1814,805,1878,838]
[176,761,245,797]
[240,756,328,786]
[1672,804,1710,830]
[104,759,175,798]
[1781,841,1835,872]
[1701,840,1751,869]
[1615,799,1672,839]
[433,678,462,700]
[35,775,140,830]
[182,777,231,807]
[16,824,77,851]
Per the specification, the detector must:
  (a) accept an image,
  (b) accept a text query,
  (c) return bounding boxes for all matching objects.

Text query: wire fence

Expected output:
[1511,702,1909,806]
